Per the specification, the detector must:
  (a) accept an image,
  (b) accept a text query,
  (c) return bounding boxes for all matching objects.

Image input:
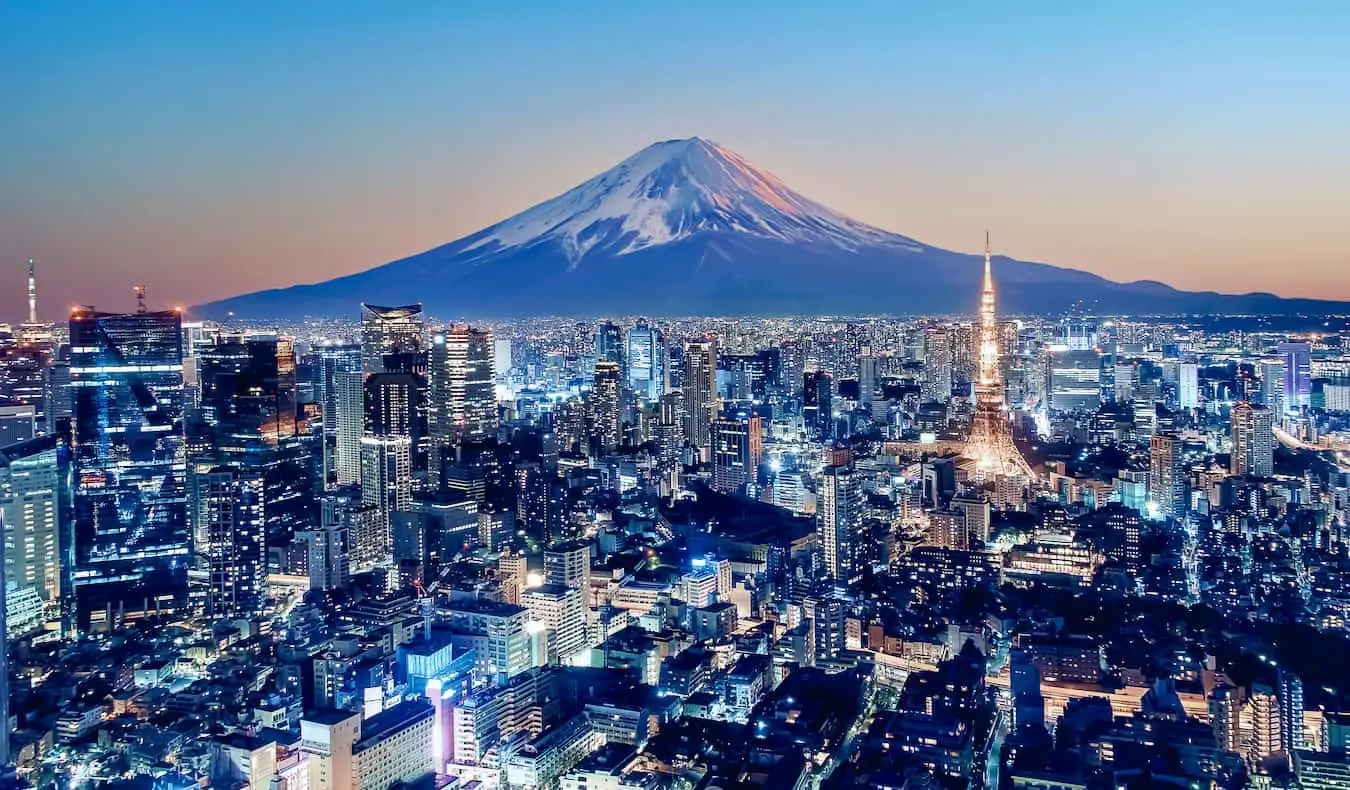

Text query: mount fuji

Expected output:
[201,137,1347,318]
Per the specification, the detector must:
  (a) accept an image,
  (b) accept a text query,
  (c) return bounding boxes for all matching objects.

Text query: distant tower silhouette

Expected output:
[962,233,1034,480]
[26,258,37,324]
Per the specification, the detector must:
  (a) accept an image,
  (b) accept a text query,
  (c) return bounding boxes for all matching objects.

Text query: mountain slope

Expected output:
[200,137,1349,318]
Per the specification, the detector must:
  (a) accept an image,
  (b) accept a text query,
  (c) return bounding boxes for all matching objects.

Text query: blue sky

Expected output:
[2,1,1347,316]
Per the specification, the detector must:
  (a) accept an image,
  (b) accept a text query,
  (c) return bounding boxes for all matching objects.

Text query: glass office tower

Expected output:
[69,307,188,629]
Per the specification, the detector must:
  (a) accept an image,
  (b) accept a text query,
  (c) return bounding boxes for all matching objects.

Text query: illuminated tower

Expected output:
[962,233,1034,480]
[27,259,37,325]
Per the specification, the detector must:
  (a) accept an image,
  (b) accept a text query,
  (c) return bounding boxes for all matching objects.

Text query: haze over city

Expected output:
[4,1,1350,318]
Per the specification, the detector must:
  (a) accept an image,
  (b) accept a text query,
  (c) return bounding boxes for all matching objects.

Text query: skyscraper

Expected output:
[361,434,412,566]
[70,306,189,629]
[857,351,879,411]
[360,303,425,376]
[594,321,624,372]
[304,497,352,591]
[315,343,362,484]
[682,340,718,459]
[1147,432,1184,521]
[515,462,566,546]
[0,435,68,607]
[428,326,496,486]
[712,411,762,494]
[194,467,266,620]
[922,328,954,403]
[1178,361,1199,410]
[626,321,665,402]
[365,371,423,459]
[963,234,1034,480]
[777,339,806,400]
[590,360,622,455]
[333,370,366,486]
[1231,400,1274,478]
[1277,341,1312,414]
[1259,359,1286,416]
[191,333,317,553]
[803,370,833,441]
[818,464,863,583]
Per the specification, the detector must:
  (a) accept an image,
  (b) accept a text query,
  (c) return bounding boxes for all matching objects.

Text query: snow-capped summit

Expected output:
[462,137,925,263]
[200,138,1350,318]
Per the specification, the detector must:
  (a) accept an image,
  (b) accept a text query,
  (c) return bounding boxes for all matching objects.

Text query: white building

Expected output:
[523,584,588,665]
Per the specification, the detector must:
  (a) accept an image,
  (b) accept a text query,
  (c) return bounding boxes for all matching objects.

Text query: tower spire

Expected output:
[26,258,37,324]
[983,230,993,292]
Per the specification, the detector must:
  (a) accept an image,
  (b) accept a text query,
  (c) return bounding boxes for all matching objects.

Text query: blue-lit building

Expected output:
[70,307,190,629]
[626,321,665,402]
[1277,341,1312,414]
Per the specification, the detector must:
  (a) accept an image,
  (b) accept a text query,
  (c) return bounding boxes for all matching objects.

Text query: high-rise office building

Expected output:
[70,307,189,629]
[626,321,665,402]
[1047,347,1102,414]
[682,340,718,459]
[333,370,365,487]
[590,360,622,455]
[1178,361,1199,410]
[360,434,412,566]
[192,333,316,546]
[428,326,496,486]
[923,328,954,403]
[1259,359,1286,416]
[515,462,567,546]
[594,321,624,372]
[315,343,362,484]
[778,339,806,400]
[1231,400,1274,478]
[1147,432,1185,521]
[0,435,67,608]
[193,468,266,620]
[1277,342,1312,414]
[360,303,424,376]
[365,371,424,478]
[196,333,299,447]
[303,497,352,591]
[818,464,863,583]
[857,352,879,410]
[712,411,762,493]
[803,371,833,441]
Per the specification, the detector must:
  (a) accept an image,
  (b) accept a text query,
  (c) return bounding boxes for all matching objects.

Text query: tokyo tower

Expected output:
[963,233,1034,480]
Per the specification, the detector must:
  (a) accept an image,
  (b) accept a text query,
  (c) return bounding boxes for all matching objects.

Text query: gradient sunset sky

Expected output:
[2,1,1348,319]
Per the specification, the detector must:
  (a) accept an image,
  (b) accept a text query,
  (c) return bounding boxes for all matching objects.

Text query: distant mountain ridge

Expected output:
[200,137,1349,318]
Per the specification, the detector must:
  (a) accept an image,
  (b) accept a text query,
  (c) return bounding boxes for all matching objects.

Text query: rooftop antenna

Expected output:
[134,283,148,314]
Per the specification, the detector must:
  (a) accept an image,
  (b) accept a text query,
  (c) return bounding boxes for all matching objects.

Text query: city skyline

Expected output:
[4,2,1350,319]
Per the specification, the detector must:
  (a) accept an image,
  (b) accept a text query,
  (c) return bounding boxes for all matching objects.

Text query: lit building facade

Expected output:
[69,307,189,629]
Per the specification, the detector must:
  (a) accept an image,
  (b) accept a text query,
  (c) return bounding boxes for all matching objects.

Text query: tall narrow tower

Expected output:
[26,259,37,324]
[962,233,1034,480]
